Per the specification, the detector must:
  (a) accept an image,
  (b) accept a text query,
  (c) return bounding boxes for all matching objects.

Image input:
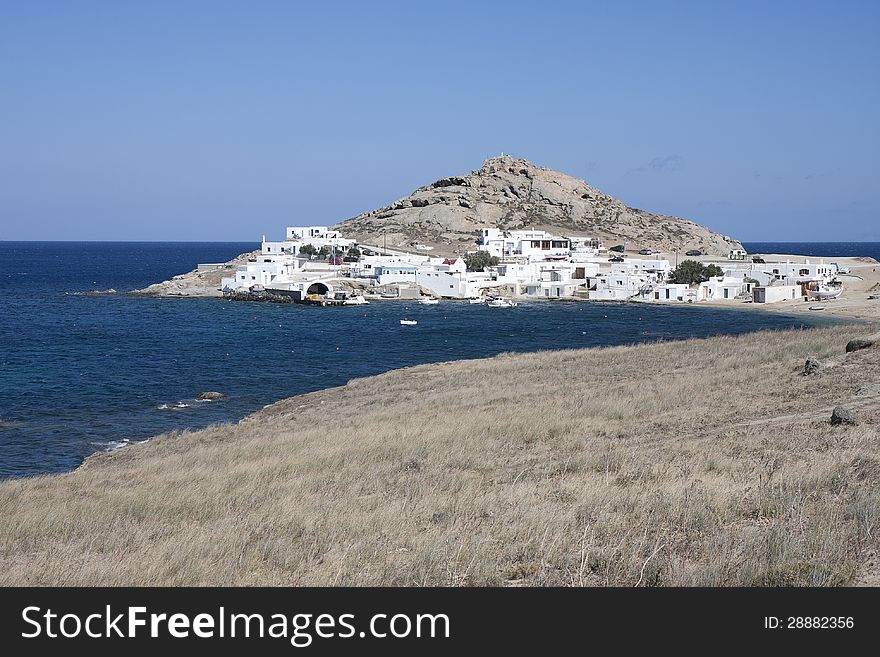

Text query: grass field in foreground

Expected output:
[1,324,878,586]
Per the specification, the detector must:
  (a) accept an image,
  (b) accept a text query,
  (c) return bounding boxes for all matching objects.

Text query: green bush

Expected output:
[464,251,500,272]
[669,260,725,285]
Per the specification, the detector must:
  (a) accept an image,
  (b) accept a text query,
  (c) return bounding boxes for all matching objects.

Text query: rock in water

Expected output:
[846,338,875,353]
[196,391,226,401]
[71,288,117,296]
[804,357,821,375]
[831,407,859,426]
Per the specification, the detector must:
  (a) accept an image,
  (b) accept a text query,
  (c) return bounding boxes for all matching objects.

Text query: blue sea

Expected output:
[0,241,874,479]
[743,242,880,259]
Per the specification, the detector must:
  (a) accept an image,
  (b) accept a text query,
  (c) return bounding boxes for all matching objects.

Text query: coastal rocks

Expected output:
[69,288,116,296]
[831,406,859,426]
[846,338,875,353]
[131,250,258,298]
[803,357,821,375]
[196,391,226,401]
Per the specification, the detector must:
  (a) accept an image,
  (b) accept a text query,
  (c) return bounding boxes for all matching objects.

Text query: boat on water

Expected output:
[343,294,369,306]
[487,298,517,308]
[400,319,418,326]
[808,285,843,301]
[809,305,826,311]
[468,297,486,304]
[419,297,439,305]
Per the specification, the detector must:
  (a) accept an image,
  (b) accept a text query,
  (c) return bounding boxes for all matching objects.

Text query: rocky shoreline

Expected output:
[130,250,258,297]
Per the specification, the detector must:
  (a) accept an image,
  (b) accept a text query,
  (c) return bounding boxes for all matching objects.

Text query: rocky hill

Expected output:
[335,155,741,255]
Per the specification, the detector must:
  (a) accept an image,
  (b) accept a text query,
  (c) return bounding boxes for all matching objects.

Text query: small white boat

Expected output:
[468,297,485,304]
[343,294,369,306]
[808,285,843,301]
[487,298,517,308]
[809,305,826,311]
[400,319,418,326]
[419,297,439,305]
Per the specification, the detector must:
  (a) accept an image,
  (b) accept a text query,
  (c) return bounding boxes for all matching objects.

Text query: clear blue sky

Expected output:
[1,1,877,241]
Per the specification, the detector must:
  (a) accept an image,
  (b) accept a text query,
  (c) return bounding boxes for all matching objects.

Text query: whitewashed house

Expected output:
[611,259,670,281]
[477,229,571,259]
[649,283,699,302]
[698,276,745,301]
[591,272,653,300]
[221,253,306,291]
[753,284,801,303]
[522,262,580,298]
[284,226,355,252]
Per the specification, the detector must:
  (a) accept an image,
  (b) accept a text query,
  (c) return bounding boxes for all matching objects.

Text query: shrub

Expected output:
[465,251,500,272]
[669,260,724,285]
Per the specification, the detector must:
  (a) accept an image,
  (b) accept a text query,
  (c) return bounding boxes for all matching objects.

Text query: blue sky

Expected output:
[0,1,877,241]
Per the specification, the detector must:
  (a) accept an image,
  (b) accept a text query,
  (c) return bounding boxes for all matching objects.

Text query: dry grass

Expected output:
[1,325,879,586]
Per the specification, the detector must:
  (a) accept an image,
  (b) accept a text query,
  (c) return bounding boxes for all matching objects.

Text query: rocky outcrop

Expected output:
[831,406,859,426]
[131,251,258,297]
[846,338,875,353]
[69,288,117,296]
[804,357,821,375]
[196,392,225,401]
[335,155,742,255]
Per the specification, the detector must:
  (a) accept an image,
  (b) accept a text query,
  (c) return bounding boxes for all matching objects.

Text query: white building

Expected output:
[352,254,494,298]
[649,283,699,303]
[286,225,337,240]
[221,225,359,293]
[591,272,653,300]
[610,259,670,280]
[754,284,801,303]
[221,252,306,291]
[698,276,745,301]
[477,229,571,259]
[284,226,355,252]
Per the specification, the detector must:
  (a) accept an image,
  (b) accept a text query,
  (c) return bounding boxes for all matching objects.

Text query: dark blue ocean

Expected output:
[743,242,880,259]
[0,241,872,479]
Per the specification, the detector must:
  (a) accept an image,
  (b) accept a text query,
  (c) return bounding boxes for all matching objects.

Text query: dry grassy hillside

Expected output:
[1,325,878,586]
